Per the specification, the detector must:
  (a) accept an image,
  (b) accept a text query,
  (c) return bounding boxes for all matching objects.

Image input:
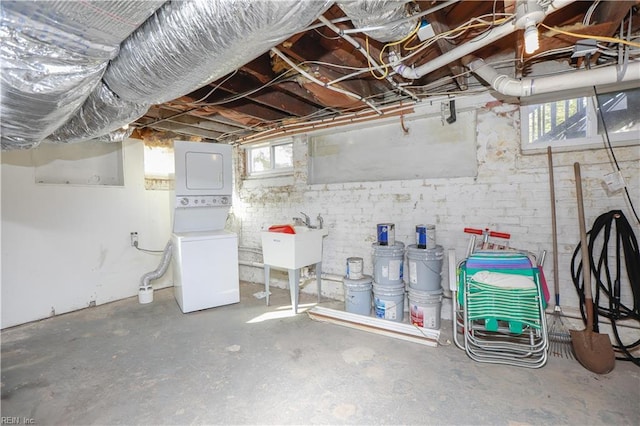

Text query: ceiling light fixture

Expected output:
[524,23,540,54]
[516,0,545,55]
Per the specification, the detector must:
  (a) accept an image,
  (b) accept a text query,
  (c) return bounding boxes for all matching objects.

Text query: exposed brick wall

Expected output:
[232,95,640,322]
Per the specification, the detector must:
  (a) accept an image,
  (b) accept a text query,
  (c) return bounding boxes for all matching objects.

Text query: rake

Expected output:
[546,146,574,359]
[548,298,575,359]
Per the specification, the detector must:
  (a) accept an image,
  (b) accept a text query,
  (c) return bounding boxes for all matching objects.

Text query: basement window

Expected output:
[245,139,293,177]
[521,86,640,152]
[143,140,174,190]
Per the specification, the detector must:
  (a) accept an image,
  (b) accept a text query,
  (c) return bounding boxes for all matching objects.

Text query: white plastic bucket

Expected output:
[406,244,444,291]
[346,257,364,280]
[408,287,443,329]
[343,275,372,316]
[372,242,405,286]
[373,283,405,322]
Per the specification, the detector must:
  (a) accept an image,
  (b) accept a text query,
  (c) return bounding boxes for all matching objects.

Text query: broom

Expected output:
[546,146,574,359]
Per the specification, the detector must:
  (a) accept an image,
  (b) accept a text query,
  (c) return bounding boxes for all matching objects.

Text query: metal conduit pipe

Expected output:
[391,0,576,80]
[465,57,640,97]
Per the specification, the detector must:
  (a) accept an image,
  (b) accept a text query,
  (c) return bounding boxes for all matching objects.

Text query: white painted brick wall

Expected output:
[232,94,640,329]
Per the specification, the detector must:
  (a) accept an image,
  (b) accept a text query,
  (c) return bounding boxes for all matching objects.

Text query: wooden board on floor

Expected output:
[307,306,440,347]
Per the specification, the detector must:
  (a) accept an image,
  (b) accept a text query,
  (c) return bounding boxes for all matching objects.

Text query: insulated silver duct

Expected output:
[48,0,332,145]
[104,0,333,105]
[336,0,417,43]
[43,82,148,144]
[0,1,165,150]
[140,240,173,289]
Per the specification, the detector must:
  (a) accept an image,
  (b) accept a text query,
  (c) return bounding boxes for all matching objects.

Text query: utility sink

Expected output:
[261,226,328,270]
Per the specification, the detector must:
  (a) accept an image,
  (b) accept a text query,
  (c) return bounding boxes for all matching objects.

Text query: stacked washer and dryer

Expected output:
[170,141,239,313]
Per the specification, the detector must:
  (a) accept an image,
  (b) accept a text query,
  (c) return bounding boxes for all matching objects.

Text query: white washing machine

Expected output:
[172,230,239,313]
[171,141,239,313]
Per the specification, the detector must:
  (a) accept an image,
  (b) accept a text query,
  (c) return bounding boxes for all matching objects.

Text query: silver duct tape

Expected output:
[44,82,148,144]
[105,0,332,104]
[337,0,417,43]
[0,1,164,149]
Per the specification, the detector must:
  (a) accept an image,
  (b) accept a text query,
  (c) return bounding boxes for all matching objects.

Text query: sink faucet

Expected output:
[317,214,324,229]
[299,212,311,227]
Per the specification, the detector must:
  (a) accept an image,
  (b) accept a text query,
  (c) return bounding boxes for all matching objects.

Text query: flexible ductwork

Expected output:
[2,0,332,149]
[93,127,135,144]
[336,0,417,43]
[47,0,332,145]
[140,240,173,289]
[43,82,148,144]
[0,1,165,150]
[466,58,640,97]
[104,0,332,105]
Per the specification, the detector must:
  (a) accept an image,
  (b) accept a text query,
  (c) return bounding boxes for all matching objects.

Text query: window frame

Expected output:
[244,138,294,177]
[143,140,175,190]
[520,83,640,153]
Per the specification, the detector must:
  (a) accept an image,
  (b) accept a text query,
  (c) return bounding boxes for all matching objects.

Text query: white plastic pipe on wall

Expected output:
[466,58,640,97]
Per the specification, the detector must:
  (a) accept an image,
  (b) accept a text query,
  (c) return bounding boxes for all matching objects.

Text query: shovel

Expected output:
[570,162,615,374]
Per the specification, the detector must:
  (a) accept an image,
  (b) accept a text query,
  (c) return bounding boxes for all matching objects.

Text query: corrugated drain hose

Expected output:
[571,210,640,366]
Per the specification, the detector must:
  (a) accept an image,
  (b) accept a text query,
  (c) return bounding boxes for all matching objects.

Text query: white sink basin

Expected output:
[261,227,328,269]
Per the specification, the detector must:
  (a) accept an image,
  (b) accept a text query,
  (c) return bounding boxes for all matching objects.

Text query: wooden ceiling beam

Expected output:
[240,59,340,110]
[214,73,321,117]
[148,105,252,132]
[591,0,636,29]
[135,120,225,140]
[184,86,290,122]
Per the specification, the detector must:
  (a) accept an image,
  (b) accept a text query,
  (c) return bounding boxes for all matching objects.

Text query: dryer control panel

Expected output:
[176,195,230,208]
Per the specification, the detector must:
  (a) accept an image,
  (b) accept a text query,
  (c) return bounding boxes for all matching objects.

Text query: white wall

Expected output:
[234,94,640,322]
[1,139,173,328]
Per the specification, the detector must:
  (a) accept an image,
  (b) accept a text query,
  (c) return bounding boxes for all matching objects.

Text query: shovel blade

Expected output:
[570,329,615,374]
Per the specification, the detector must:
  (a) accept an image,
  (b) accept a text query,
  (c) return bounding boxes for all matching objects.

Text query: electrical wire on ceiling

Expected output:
[136,1,640,143]
[540,23,640,48]
[367,20,421,79]
[316,16,418,102]
[169,67,299,107]
[583,0,602,25]
[393,13,515,65]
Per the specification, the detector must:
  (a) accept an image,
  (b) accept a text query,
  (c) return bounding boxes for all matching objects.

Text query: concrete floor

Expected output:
[2,281,639,425]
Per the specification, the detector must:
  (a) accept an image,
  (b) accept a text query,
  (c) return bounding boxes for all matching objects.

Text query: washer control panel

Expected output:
[176,195,231,208]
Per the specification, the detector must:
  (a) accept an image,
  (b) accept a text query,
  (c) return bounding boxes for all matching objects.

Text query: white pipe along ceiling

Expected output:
[465,58,640,98]
[1,0,639,150]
